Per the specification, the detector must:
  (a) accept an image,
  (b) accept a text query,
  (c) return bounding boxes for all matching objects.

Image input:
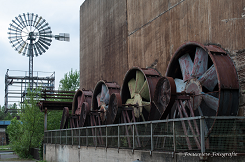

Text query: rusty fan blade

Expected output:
[178,53,193,81]
[198,65,218,91]
[191,47,208,78]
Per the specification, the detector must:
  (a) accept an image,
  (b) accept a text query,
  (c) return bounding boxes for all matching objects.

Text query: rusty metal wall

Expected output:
[80,0,245,114]
[80,0,128,90]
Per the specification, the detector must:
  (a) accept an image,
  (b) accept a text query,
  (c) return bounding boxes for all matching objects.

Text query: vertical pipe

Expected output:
[60,130,61,145]
[173,121,176,152]
[200,117,205,153]
[51,131,52,144]
[95,127,97,147]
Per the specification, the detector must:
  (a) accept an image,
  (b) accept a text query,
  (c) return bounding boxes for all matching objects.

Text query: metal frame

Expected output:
[44,116,245,154]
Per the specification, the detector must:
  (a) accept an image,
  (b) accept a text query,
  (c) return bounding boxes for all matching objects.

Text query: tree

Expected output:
[7,88,43,158]
[59,68,80,91]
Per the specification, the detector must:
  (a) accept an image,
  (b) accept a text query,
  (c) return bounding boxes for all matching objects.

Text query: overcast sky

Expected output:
[0,0,85,107]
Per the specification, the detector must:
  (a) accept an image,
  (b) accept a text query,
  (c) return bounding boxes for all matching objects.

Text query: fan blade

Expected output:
[191,47,208,78]
[142,101,151,112]
[178,53,193,81]
[8,27,21,33]
[174,78,186,92]
[100,84,107,102]
[33,44,38,56]
[198,65,218,91]
[128,78,136,98]
[201,92,218,112]
[139,80,150,101]
[135,70,145,93]
[36,19,45,29]
[96,93,101,107]
[126,98,134,105]
[38,22,49,30]
[104,90,110,105]
[38,40,49,50]
[35,42,42,55]
[36,41,46,53]
[39,37,52,43]
[27,13,30,26]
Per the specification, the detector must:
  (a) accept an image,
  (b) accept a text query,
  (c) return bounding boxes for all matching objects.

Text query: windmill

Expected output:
[8,13,70,89]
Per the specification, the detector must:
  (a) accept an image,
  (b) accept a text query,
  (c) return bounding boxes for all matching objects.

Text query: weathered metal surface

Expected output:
[166,42,239,135]
[91,80,120,125]
[153,77,176,120]
[60,107,69,129]
[121,67,162,121]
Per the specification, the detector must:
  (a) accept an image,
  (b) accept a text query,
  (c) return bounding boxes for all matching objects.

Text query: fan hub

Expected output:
[185,78,202,110]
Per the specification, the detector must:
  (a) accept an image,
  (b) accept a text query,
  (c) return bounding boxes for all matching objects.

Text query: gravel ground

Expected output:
[0,152,37,162]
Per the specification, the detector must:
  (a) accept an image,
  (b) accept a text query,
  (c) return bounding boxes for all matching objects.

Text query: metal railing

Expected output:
[44,116,245,153]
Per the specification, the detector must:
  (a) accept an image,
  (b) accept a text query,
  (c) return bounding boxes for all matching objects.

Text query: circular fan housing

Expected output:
[121,67,162,121]
[91,80,120,124]
[166,42,239,118]
[72,89,93,127]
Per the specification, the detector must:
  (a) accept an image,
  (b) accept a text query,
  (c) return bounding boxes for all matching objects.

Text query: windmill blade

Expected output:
[22,13,28,26]
[33,14,38,27]
[36,19,45,29]
[38,40,49,50]
[139,80,150,101]
[15,17,25,29]
[135,70,144,93]
[201,92,218,112]
[17,42,26,54]
[30,13,34,26]
[9,23,23,32]
[8,26,22,33]
[39,30,52,35]
[22,43,28,56]
[38,22,49,30]
[198,65,218,91]
[178,53,193,81]
[191,47,208,78]
[128,78,136,98]
[33,44,39,56]
[12,20,23,30]
[35,42,42,55]
[18,15,26,28]
[35,41,46,53]
[27,13,30,26]
[39,38,51,47]
[39,37,52,43]
[174,78,186,92]
[9,37,22,44]
[100,84,107,102]
[8,35,22,40]
[35,16,42,27]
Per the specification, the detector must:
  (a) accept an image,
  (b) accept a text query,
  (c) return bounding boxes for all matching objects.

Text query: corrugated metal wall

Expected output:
[80,0,245,114]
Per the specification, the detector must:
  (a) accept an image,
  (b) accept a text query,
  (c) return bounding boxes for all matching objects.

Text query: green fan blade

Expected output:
[142,101,151,112]
[139,80,150,101]
[128,78,136,98]
[135,70,145,93]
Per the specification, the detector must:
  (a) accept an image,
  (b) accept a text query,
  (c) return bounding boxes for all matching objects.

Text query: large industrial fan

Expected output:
[8,13,69,88]
[91,81,120,125]
[120,67,162,122]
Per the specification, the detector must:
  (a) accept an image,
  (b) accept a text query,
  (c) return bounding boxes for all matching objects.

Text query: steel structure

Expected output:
[8,13,69,89]
[5,69,55,110]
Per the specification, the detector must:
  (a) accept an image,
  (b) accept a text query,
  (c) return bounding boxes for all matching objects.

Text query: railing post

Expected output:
[60,130,61,145]
[106,126,108,149]
[79,129,80,146]
[132,124,135,153]
[118,124,120,152]
[95,127,97,147]
[200,117,205,153]
[66,129,67,145]
[150,122,153,155]
[72,129,73,145]
[51,131,52,144]
[173,121,176,152]
[86,128,88,147]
